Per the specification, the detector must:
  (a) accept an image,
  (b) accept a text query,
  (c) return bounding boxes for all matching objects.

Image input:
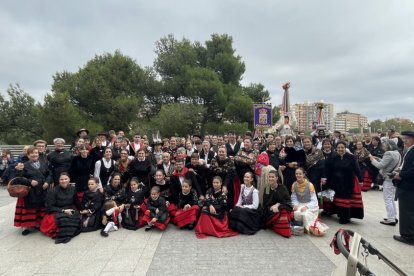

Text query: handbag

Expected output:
[7,177,31,198]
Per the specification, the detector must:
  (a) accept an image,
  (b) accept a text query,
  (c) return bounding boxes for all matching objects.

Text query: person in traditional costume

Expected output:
[325,141,363,224]
[290,168,319,233]
[111,139,123,161]
[369,139,401,226]
[170,158,203,202]
[280,136,306,194]
[40,172,81,243]
[186,152,207,195]
[156,152,174,180]
[80,177,103,232]
[229,171,261,235]
[210,146,236,210]
[89,137,105,165]
[14,146,51,235]
[101,200,124,237]
[69,145,95,202]
[121,177,147,230]
[129,149,152,187]
[94,147,115,191]
[262,170,293,238]
[172,179,199,229]
[391,131,414,245]
[353,141,372,192]
[114,149,134,184]
[225,130,241,158]
[195,176,238,238]
[367,136,384,190]
[129,133,143,156]
[255,150,276,206]
[104,173,125,205]
[303,136,325,194]
[33,139,48,165]
[265,139,282,171]
[234,138,258,182]
[143,186,169,231]
[47,138,73,185]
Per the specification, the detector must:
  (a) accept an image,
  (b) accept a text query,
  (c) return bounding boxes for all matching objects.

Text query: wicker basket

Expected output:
[7,177,30,198]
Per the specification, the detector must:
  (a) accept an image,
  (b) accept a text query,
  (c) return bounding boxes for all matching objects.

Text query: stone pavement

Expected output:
[0,186,412,276]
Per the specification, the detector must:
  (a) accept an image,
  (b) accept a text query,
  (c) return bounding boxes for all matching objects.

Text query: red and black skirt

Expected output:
[195,212,238,239]
[14,198,46,228]
[265,209,293,238]
[333,177,364,220]
[172,205,199,228]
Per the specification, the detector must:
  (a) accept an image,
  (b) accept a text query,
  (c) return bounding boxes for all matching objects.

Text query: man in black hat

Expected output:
[98,132,110,147]
[71,128,90,150]
[392,130,414,245]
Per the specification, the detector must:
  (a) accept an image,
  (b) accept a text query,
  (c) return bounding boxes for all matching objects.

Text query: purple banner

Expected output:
[254,103,272,128]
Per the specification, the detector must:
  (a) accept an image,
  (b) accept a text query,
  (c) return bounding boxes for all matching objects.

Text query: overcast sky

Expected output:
[1,0,413,122]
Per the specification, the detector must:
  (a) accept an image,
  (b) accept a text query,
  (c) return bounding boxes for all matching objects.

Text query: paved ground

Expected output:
[0,186,412,275]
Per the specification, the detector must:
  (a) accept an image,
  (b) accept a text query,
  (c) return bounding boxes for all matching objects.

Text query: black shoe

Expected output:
[393,235,414,245]
[145,225,153,231]
[100,230,108,237]
[22,229,31,236]
[380,220,396,226]
[187,222,195,230]
[384,218,398,224]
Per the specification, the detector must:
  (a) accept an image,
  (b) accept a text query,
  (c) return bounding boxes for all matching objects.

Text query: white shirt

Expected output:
[236,184,259,209]
[94,158,113,189]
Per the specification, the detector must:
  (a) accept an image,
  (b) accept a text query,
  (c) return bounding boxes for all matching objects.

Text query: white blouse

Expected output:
[236,184,259,209]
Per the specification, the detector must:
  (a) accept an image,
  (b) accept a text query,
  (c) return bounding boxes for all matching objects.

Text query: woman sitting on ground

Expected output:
[195,176,238,239]
[263,170,293,238]
[291,168,319,233]
[229,171,261,235]
[40,172,81,244]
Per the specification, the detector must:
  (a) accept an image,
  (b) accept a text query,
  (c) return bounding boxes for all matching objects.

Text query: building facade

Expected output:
[334,111,368,133]
[292,101,334,132]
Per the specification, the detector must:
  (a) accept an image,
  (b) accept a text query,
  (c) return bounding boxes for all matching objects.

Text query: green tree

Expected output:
[150,103,206,137]
[40,92,102,142]
[51,50,146,130]
[272,105,281,126]
[242,83,270,103]
[205,34,245,85]
[0,84,43,144]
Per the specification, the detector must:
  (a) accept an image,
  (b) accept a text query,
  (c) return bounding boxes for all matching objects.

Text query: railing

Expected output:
[0,145,72,162]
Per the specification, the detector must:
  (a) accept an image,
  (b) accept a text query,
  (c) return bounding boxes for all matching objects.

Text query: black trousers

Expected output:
[398,188,414,240]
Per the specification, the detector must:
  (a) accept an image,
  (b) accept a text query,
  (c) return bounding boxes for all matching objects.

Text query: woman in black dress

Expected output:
[69,145,94,201]
[280,136,306,194]
[14,146,52,235]
[325,141,363,224]
[40,172,81,244]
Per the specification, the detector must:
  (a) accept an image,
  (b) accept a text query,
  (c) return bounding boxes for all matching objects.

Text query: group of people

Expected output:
[4,127,414,246]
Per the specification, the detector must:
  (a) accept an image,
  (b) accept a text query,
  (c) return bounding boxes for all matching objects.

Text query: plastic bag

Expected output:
[309,220,329,236]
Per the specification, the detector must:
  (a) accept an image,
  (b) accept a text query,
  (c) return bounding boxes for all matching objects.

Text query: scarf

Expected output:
[172,167,188,177]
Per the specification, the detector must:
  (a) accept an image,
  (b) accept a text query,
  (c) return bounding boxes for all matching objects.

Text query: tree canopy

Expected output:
[0,34,272,143]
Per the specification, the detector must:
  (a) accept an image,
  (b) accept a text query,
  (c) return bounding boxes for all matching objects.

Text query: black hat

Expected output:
[76,128,89,137]
[192,134,203,140]
[97,132,108,138]
[401,130,414,137]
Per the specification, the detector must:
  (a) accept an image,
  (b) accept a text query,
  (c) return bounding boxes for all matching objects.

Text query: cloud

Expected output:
[1,0,413,122]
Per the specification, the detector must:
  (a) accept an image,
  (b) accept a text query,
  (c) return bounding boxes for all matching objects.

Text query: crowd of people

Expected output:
[2,126,414,246]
